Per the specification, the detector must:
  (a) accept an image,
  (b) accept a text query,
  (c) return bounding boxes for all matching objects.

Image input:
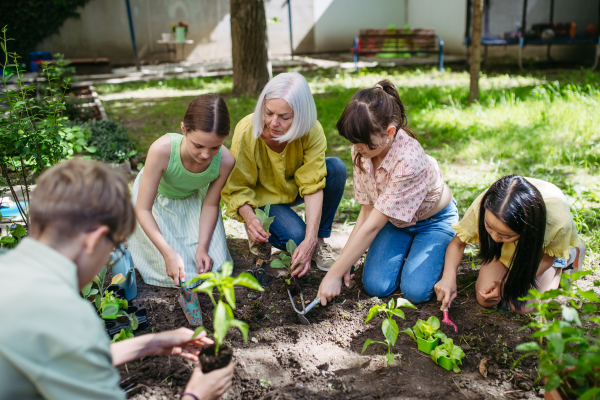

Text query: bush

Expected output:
[84,119,137,164]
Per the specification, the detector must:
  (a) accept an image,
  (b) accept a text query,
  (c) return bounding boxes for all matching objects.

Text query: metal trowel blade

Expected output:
[297,314,310,325]
[178,291,203,326]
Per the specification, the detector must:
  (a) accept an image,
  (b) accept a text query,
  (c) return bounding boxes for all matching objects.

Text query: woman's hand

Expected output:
[290,237,318,277]
[185,362,234,400]
[317,272,343,306]
[434,275,458,311]
[478,280,502,304]
[165,251,186,286]
[245,216,270,243]
[149,328,213,361]
[195,248,213,274]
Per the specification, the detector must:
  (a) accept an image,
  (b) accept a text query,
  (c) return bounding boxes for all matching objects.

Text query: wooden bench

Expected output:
[352,29,444,71]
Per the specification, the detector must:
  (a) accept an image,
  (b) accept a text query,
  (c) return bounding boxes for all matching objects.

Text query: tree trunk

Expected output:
[230,0,271,96]
[468,0,483,104]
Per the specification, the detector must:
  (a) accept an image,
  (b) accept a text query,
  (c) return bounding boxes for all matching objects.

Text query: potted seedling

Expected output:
[101,288,129,320]
[250,203,275,286]
[190,261,264,372]
[361,298,416,366]
[430,337,466,372]
[401,316,447,354]
[270,239,304,288]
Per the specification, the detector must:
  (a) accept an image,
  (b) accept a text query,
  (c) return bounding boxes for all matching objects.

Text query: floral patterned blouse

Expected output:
[352,129,445,228]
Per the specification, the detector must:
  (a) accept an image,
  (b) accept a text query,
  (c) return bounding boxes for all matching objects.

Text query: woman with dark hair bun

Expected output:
[434,175,586,313]
[129,94,235,288]
[318,80,458,305]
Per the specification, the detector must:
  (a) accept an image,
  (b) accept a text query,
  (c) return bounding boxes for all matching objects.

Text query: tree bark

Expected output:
[468,0,483,104]
[230,0,271,96]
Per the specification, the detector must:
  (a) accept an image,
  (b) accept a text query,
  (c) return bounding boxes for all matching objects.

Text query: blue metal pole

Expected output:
[287,0,293,57]
[125,0,140,70]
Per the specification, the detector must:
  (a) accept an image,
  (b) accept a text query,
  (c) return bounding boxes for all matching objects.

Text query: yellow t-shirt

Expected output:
[452,177,581,267]
[221,114,327,222]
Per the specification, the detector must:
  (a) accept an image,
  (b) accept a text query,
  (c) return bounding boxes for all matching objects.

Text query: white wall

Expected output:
[407,0,467,54]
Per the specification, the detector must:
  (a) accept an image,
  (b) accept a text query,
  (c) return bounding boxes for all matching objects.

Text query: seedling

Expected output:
[430,337,465,372]
[401,316,448,353]
[190,261,264,353]
[270,239,305,284]
[255,203,275,232]
[101,289,129,319]
[111,326,134,343]
[81,268,125,313]
[361,298,416,366]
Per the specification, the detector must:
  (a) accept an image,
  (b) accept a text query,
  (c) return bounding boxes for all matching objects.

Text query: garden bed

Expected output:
[113,238,555,400]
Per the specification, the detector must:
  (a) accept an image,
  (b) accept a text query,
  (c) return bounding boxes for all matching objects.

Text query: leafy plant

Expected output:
[0,223,27,248]
[255,203,274,232]
[83,119,136,163]
[101,289,128,317]
[430,337,466,373]
[270,239,303,284]
[401,316,447,343]
[514,271,600,399]
[361,298,416,365]
[111,326,134,343]
[190,261,264,352]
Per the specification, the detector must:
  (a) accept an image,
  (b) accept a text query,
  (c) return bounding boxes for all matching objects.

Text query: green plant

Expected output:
[255,203,274,232]
[401,316,447,343]
[270,239,303,284]
[83,119,136,163]
[0,223,26,248]
[111,326,134,343]
[101,289,128,317]
[514,271,600,399]
[361,298,416,366]
[1,27,82,225]
[190,261,264,352]
[430,337,466,373]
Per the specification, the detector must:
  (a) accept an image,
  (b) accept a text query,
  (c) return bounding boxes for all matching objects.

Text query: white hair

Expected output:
[252,72,317,143]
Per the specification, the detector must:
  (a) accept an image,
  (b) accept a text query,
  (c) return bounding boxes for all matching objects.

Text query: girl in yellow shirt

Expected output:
[434,175,585,313]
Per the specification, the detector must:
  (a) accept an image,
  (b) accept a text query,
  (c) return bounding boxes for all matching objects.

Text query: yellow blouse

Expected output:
[452,177,581,267]
[221,114,327,222]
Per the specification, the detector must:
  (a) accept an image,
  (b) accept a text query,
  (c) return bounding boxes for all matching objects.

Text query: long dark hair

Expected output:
[183,94,230,137]
[336,80,416,171]
[478,175,547,310]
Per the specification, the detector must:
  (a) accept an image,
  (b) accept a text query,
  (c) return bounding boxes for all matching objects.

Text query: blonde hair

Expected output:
[29,158,135,241]
[252,72,317,143]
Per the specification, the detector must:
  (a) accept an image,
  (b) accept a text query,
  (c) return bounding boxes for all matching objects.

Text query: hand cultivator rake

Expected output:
[442,306,458,333]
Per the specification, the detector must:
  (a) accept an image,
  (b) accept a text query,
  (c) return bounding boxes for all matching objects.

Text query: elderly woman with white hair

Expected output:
[222,72,346,279]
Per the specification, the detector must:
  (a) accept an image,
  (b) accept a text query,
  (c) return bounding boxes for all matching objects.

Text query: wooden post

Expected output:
[468,0,483,104]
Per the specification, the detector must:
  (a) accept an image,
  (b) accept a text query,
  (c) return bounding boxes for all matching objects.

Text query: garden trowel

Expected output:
[178,278,202,326]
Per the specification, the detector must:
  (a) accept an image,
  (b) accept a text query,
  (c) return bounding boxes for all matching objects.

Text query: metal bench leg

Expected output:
[353,37,359,72]
[593,44,600,71]
[436,35,444,72]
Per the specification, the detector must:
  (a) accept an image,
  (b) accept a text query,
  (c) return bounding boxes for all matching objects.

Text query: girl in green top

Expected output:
[129,94,235,288]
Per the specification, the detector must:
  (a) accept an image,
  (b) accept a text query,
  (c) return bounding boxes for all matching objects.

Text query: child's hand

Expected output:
[478,280,502,304]
[434,275,457,311]
[165,252,186,286]
[318,272,343,306]
[195,248,213,273]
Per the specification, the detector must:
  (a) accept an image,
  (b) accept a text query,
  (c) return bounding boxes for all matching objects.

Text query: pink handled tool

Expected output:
[442,307,458,333]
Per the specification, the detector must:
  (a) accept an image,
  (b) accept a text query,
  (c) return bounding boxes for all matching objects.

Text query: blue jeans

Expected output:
[260,157,347,251]
[362,200,459,304]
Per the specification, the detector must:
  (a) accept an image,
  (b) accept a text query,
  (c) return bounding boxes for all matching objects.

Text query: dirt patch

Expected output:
[111,237,550,399]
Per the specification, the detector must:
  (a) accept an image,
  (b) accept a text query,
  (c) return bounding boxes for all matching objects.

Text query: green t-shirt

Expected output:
[0,238,124,400]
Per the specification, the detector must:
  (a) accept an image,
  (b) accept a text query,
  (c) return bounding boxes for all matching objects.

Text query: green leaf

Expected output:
[361,338,375,354]
[102,305,118,317]
[231,272,264,291]
[400,328,416,342]
[255,209,267,224]
[111,273,126,285]
[270,259,286,269]
[579,289,600,302]
[286,239,297,255]
[571,270,593,281]
[223,285,236,309]
[562,305,581,326]
[579,388,600,400]
[365,305,381,323]
[84,146,97,153]
[545,374,562,391]
[391,309,405,319]
[94,294,101,310]
[426,316,440,331]
[385,352,395,366]
[82,281,93,297]
[230,319,249,343]
[221,261,233,278]
[382,318,399,346]
[131,313,139,330]
[213,301,231,349]
[516,342,540,351]
[394,298,416,309]
[191,326,208,339]
[538,362,557,377]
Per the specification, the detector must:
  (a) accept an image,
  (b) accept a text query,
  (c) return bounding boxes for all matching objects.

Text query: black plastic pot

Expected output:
[106,284,126,299]
[104,306,148,337]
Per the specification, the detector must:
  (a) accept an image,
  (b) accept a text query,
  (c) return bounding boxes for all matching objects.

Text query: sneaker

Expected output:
[312,241,337,271]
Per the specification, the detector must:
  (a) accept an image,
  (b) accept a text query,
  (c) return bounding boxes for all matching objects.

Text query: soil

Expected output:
[112,237,556,400]
[199,344,234,373]
[256,242,272,261]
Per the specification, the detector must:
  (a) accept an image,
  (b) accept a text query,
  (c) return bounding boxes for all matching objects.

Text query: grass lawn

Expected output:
[98,64,600,265]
